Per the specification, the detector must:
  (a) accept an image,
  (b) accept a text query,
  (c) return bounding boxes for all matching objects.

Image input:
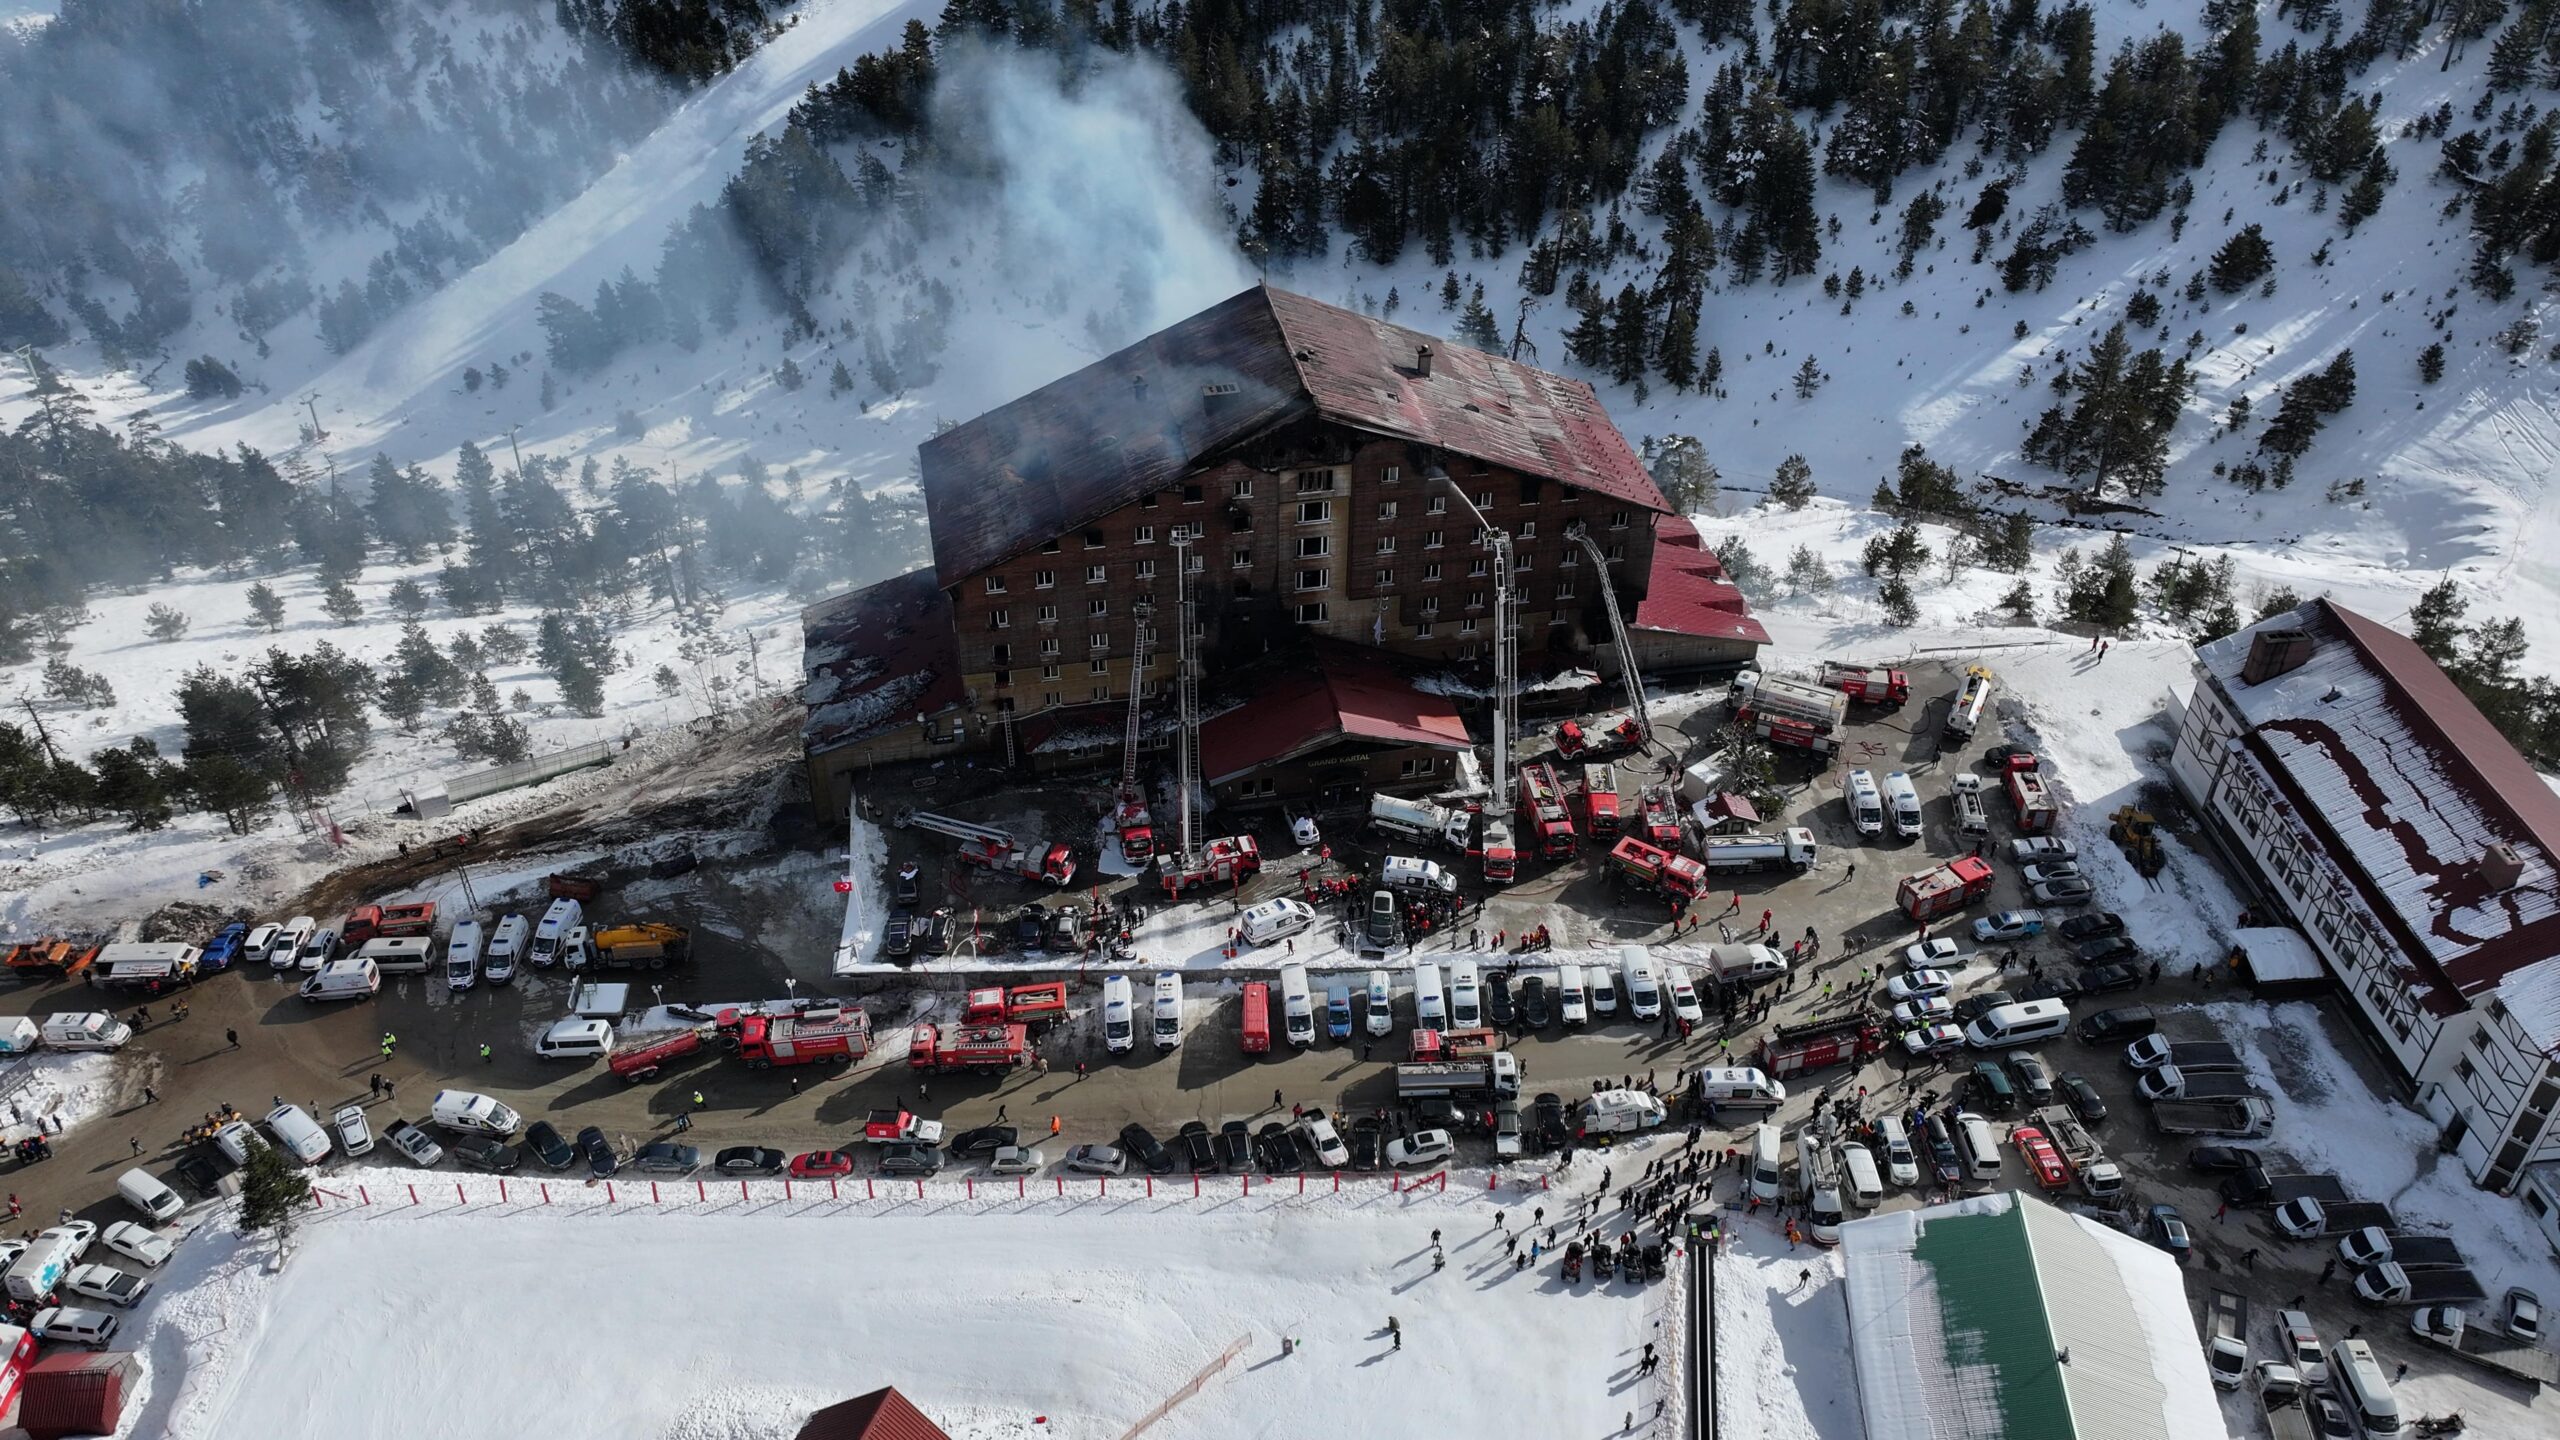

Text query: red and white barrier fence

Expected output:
[310,1166,1492,1212]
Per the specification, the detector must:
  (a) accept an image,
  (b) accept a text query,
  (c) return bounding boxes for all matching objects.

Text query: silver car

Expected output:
[1063,1143,1127,1176]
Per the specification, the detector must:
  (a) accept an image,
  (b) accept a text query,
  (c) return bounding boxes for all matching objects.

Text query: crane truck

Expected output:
[894,809,1076,886]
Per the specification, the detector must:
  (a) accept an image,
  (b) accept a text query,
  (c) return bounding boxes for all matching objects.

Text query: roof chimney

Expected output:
[2241,627,2314,685]
[2482,842,2525,892]
[1415,345,1433,379]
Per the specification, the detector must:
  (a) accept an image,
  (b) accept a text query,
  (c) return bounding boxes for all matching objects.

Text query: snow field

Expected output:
[139,1156,1686,1440]
[0,1049,122,1146]
[1709,1226,1857,1440]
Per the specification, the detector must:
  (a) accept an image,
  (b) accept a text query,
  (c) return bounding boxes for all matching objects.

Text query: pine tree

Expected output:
[655,664,684,697]
[182,753,271,835]
[1792,355,1823,398]
[776,356,806,391]
[829,359,854,395]
[246,582,286,633]
[2409,579,2469,663]
[1998,579,2037,621]
[321,579,363,624]
[1879,576,1920,626]
[1458,295,1502,350]
[388,579,432,618]
[1784,545,1833,594]
[146,603,191,642]
[2209,224,2276,293]
[92,737,177,831]
[2419,342,2446,383]
[1769,455,1817,509]
[1606,285,1649,384]
[237,1139,311,1247]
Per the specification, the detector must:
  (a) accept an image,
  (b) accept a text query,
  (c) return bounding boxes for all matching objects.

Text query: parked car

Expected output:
[1255,1122,1302,1175]
[1176,1121,1218,1173]
[2058,1073,2108,1122]
[1216,1120,1253,1173]
[632,1142,699,1176]
[1350,1116,1385,1170]
[98,1222,169,1268]
[1117,1123,1174,1175]
[2076,936,2138,966]
[2078,963,2140,994]
[452,1137,520,1173]
[385,1120,445,1168]
[2008,836,2077,864]
[2020,863,2082,888]
[1520,975,1552,1028]
[1063,1144,1127,1176]
[1901,1023,1966,1057]
[1296,1112,1349,1168]
[2031,877,2096,906]
[578,1126,618,1178]
[2144,1204,2192,1263]
[28,1307,119,1350]
[2019,974,2081,1002]
[714,1146,785,1175]
[2004,1053,2058,1105]
[2506,1287,2543,1342]
[1012,908,1045,950]
[1903,938,1965,969]
[987,1145,1043,1175]
[524,1121,576,1171]
[1531,1092,1569,1151]
[2186,1145,2258,1173]
[1485,973,1516,1029]
[1893,996,1955,1027]
[877,1142,942,1176]
[2058,912,2127,942]
[2306,1394,2355,1440]
[789,1149,856,1179]
[1407,1095,1467,1134]
[1887,969,1952,1001]
[1972,911,2044,943]
[949,1126,1018,1158]
[1386,1129,1456,1167]
[1492,1102,1524,1160]
[1953,991,2015,1026]
[62,1264,150,1308]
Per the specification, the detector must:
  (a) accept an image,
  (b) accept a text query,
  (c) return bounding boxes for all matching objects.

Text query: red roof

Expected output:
[1632,523,1769,644]
[801,569,965,756]
[920,285,1668,586]
[1200,644,1471,785]
[795,1386,951,1440]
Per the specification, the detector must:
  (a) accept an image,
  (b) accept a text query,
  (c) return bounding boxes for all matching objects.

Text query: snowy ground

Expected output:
[0,1049,121,1146]
[127,1157,1684,1440]
[1711,1228,1859,1440]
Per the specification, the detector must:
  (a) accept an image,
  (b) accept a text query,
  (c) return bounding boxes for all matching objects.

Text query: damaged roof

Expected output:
[800,567,964,758]
[920,284,1668,587]
[1632,517,1770,644]
[1199,643,1472,786]
[2201,600,2560,1047]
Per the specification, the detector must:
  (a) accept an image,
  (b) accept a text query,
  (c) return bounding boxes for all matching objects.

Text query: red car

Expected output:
[2011,1125,2071,1190]
[788,1149,855,1179]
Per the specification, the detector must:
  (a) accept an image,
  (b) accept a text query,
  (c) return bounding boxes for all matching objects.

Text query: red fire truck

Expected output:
[731,1007,873,1068]
[1158,836,1263,895]
[1755,1015,1885,1078]
[2008,769,2059,833]
[1896,857,1997,920]
[1554,714,1642,761]
[1240,981,1271,1054]
[1636,785,1684,849]
[1578,764,1622,839]
[962,982,1069,1030]
[908,1021,1030,1073]
[1607,837,1710,902]
[1517,762,1578,860]
[1820,662,1910,705]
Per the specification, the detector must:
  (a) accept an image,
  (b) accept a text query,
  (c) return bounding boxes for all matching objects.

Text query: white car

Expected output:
[271,914,317,969]
[1971,910,2045,943]
[27,1306,119,1349]
[1903,937,1965,970]
[1901,1023,1965,1056]
[2009,837,2077,864]
[100,1221,172,1268]
[1876,1128,1921,1187]
[39,1220,97,1260]
[332,1104,374,1157]
[1887,969,1952,1001]
[62,1263,151,1308]
[242,922,283,965]
[1893,996,1955,1027]
[384,1120,446,1168]
[2021,863,2083,888]
[0,1239,26,1270]
[986,1145,1044,1175]
[1291,816,1323,848]
[1668,976,1704,1026]
[298,928,339,972]
[1386,1129,1456,1168]
[1295,1113,1350,1168]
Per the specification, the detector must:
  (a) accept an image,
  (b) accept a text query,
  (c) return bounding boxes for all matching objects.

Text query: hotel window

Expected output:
[1089,632,1110,652]
[1297,500,1332,524]
[1297,602,1330,624]
[1043,692,1060,708]
[1041,539,1061,553]
[1377,501,1399,521]
[991,644,1011,665]
[1134,560,1156,580]
[1135,525,1156,544]
[1420,597,1441,617]
[989,608,1011,630]
[1415,621,1436,637]
[1606,542,1626,561]
[1473,490,1494,511]
[1461,618,1480,635]
[1424,529,1445,549]
[983,575,1007,595]
[1423,563,1442,582]
[1468,558,1488,577]
[1401,757,1430,778]
[1233,478,1254,499]
[1142,493,1159,508]
[1039,639,1060,658]
[1092,685,1111,703]
[1088,599,1108,618]
[1040,663,1060,680]
[1610,509,1630,530]
[1089,658,1110,676]
[1183,484,1204,503]
[993,669,1011,687]
[1376,568,1396,588]
[1555,578,1576,600]
[1427,495,1447,515]
[1297,535,1331,559]
[1084,529,1105,547]
[1297,470,1337,494]
[1085,564,1106,585]
[1466,589,1488,611]
[1518,520,1537,539]
[1384,465,1402,483]
[1034,569,1056,589]
[1296,568,1330,591]
[1232,548,1252,569]
[1036,604,1058,624]
[1376,535,1398,554]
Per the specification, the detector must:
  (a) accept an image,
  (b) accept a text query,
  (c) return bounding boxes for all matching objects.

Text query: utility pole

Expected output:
[303,394,326,444]
[505,424,527,479]
[17,697,61,765]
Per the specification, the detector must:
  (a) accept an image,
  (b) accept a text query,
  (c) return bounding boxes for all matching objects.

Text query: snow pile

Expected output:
[1711,1223,1859,1440]
[0,1050,121,1143]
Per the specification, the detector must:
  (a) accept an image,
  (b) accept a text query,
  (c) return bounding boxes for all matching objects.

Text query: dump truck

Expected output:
[1755,1015,1883,1079]
[1896,857,1996,920]
[2409,1304,2560,1386]
[3,938,99,978]
[591,922,691,970]
[1394,1053,1524,1101]
[342,902,436,946]
[1608,837,1710,902]
[1698,828,1819,874]
[907,1022,1029,1074]
[1577,764,1622,838]
[1369,793,1474,850]
[2028,1105,2124,1201]
[2151,1097,2276,1137]
[607,1026,711,1082]
[1409,1028,1501,1061]
[1554,714,1643,761]
[894,809,1077,886]
[2273,1197,2396,1241]
[2354,1263,2485,1307]
[730,1007,872,1068]
[1820,662,1910,706]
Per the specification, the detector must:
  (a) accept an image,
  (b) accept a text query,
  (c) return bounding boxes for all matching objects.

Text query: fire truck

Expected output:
[1517,762,1578,860]
[1158,836,1262,895]
[962,982,1069,1031]
[1819,662,1910,706]
[1577,764,1622,839]
[1636,785,1683,849]
[1607,837,1710,902]
[1944,666,1997,742]
[1755,1014,1885,1079]
[1697,828,1819,873]
[894,809,1077,886]
[1728,672,1849,755]
[1480,814,1519,884]
[2007,769,2059,833]
[907,1021,1030,1074]
[1896,856,1997,920]
[342,902,437,946]
[1554,714,1643,761]
[730,1006,873,1068]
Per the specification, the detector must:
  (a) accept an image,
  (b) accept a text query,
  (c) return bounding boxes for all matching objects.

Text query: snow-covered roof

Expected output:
[1839,1191,2221,1440]
[2198,601,2560,1050]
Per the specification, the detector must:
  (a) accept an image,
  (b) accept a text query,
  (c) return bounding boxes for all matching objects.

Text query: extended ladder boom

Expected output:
[1568,522,1651,753]
[893,809,1014,846]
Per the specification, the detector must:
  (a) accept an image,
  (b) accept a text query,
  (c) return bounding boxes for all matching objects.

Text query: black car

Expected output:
[950,1125,1018,1158]
[174,1152,229,1197]
[633,1141,699,1175]
[453,1137,521,1173]
[883,913,916,959]
[2075,1005,2157,1045]
[2020,974,2081,1003]
[1531,1091,1569,1151]
[2058,912,2127,943]
[2186,1144,2259,1174]
[1349,1116,1384,1170]
[1486,973,1516,1029]
[1953,991,2016,1026]
[714,1146,785,1175]
[1014,908,1046,949]
[524,1121,576,1171]
[892,862,923,907]
[878,1141,942,1176]
[2004,1053,2057,1106]
[910,911,952,956]
[2220,1161,2275,1207]
[1408,1095,1466,1134]
[1177,1120,1218,1173]
[1118,1123,1175,1175]
[2058,1073,2108,1123]
[1921,1114,1963,1183]
[2078,963,2140,995]
[578,1125,618,1178]
[2077,936,2138,966]
[1256,1122,1303,1174]
[1520,975,1552,1028]
[2308,1393,2356,1439]
[1217,1120,1254,1172]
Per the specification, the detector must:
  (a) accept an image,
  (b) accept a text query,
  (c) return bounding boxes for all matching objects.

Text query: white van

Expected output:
[530,897,583,967]
[535,1017,613,1059]
[298,957,379,1003]
[1839,1143,1884,1208]
[1620,948,1662,1020]
[1557,964,1589,1026]
[211,1121,259,1167]
[1884,771,1923,838]
[242,922,284,966]
[1964,998,2072,1050]
[1954,1111,2004,1181]
[1412,962,1447,1029]
[357,936,434,975]
[560,924,591,970]
[1695,1067,1787,1113]
[1151,972,1183,1051]
[1447,960,1482,1028]
[1100,974,1136,1054]
[38,1013,131,1051]
[116,1168,184,1223]
[484,913,529,986]
[1846,770,1884,836]
[1365,970,1395,1036]
[1280,963,1315,1048]
[445,920,483,990]
[264,1104,333,1164]
[1587,964,1618,1017]
[1747,1123,1786,1203]
[431,1089,521,1136]
[2328,1339,2404,1437]
[1241,898,1317,946]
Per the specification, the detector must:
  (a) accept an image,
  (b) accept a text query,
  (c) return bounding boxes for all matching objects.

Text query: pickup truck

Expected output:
[2123,1036,2243,1072]
[2136,1068,2264,1103]
[2205,1290,2250,1390]
[2339,1229,2463,1271]
[2409,1304,2560,1386]
[2220,1170,2348,1210]
[862,1109,945,1146]
[2354,1262,2485,1307]
[2026,1105,2122,1201]
[2273,1197,2394,1241]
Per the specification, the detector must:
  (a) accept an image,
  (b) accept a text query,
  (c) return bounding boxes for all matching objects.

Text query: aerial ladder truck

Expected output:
[1111,600,1156,862]
[1563,522,1658,761]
